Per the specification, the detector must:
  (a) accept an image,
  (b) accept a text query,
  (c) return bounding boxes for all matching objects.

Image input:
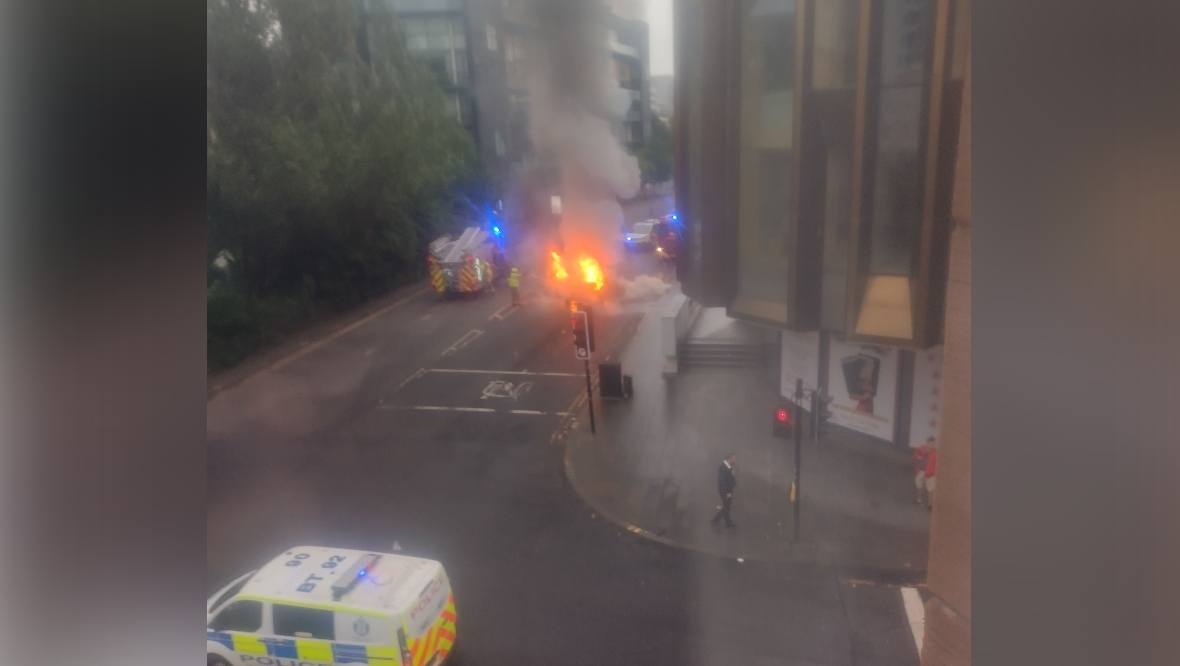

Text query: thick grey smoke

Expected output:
[619,274,672,302]
[528,0,642,267]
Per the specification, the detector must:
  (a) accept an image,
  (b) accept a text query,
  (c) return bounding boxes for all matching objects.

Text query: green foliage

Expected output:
[207,0,478,370]
[638,114,673,185]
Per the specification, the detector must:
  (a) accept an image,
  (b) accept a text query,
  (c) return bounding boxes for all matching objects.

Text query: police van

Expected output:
[207,546,457,666]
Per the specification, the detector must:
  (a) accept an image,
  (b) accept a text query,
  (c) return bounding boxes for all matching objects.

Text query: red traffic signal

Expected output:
[773,405,793,438]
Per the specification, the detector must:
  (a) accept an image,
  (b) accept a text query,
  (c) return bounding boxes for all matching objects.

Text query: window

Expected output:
[210,600,262,633]
[273,605,335,640]
[209,574,252,614]
[452,51,469,85]
[407,33,428,51]
[505,35,527,89]
[485,25,497,51]
[732,0,797,326]
[852,0,933,341]
[813,0,860,90]
[813,0,861,331]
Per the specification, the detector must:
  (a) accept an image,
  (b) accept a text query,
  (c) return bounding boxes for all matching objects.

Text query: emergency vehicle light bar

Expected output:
[331,553,382,600]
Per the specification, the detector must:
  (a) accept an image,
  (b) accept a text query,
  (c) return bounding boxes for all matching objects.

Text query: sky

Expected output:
[645,0,674,77]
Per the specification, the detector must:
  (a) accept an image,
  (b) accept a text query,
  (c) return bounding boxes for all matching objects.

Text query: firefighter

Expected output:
[507,266,522,305]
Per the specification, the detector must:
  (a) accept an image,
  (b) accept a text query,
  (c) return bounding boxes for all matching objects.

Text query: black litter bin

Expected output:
[599,363,625,399]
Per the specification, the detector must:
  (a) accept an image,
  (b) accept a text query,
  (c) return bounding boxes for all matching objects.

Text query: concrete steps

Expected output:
[678,340,768,368]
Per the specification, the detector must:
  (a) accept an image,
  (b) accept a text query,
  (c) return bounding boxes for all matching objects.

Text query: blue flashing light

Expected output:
[358,569,367,577]
[492,225,503,237]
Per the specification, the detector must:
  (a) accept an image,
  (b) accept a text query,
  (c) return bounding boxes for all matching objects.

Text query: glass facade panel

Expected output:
[814,0,861,331]
[732,0,796,325]
[398,14,468,88]
[813,0,860,90]
[855,0,932,340]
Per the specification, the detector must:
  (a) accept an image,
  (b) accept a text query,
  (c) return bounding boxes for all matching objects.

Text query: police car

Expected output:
[207,546,457,666]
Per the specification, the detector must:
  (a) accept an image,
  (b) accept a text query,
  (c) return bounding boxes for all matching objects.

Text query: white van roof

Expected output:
[241,546,444,614]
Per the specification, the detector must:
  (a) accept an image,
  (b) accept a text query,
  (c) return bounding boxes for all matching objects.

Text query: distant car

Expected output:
[623,220,658,251]
[653,221,682,261]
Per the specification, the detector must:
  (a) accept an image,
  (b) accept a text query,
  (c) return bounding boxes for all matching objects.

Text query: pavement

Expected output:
[207,191,924,665]
[564,300,932,581]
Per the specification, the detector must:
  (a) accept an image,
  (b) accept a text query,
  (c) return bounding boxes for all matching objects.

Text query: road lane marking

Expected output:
[901,586,926,654]
[489,303,517,321]
[440,329,483,357]
[426,368,580,378]
[216,284,429,393]
[395,368,427,391]
[378,405,567,416]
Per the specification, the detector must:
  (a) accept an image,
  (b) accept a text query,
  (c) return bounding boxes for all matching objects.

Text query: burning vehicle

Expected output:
[547,249,609,304]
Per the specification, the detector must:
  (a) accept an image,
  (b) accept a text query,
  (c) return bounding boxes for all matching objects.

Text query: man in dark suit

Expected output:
[711,454,738,528]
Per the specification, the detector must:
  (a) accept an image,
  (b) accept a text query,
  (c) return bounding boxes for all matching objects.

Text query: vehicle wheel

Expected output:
[208,655,231,666]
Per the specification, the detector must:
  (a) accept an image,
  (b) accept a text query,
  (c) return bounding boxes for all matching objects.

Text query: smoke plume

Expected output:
[619,274,672,302]
[528,0,642,268]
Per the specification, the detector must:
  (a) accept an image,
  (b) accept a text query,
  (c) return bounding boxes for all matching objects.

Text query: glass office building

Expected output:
[676,0,969,446]
[676,3,971,662]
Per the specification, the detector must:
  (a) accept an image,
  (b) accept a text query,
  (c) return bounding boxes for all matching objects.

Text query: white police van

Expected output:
[207,546,457,666]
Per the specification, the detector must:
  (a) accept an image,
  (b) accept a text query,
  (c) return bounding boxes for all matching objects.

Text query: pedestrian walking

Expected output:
[711,454,738,529]
[507,266,522,306]
[913,437,938,509]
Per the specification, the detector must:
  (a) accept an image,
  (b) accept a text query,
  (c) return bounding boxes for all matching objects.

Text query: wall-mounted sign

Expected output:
[827,339,898,441]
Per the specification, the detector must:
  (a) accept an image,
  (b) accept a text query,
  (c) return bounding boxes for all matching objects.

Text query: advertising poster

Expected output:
[827,340,898,441]
[908,346,944,447]
[780,330,820,405]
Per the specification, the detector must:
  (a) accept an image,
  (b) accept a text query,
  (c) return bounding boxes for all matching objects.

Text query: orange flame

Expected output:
[550,250,605,292]
[550,251,569,281]
[578,256,605,291]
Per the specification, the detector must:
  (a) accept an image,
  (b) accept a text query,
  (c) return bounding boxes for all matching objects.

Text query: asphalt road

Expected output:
[207,194,918,665]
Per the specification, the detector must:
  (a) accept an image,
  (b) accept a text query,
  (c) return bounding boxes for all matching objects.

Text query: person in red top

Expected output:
[913,437,938,510]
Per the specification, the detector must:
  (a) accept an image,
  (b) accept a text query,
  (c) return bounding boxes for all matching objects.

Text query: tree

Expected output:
[207,0,478,369]
[637,114,673,185]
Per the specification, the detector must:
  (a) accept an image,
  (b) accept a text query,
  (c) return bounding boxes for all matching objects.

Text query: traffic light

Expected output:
[818,393,833,425]
[772,404,792,438]
[570,302,595,359]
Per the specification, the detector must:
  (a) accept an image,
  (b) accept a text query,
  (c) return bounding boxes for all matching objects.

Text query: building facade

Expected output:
[609,12,652,150]
[360,0,649,198]
[676,0,967,446]
[675,1,970,662]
